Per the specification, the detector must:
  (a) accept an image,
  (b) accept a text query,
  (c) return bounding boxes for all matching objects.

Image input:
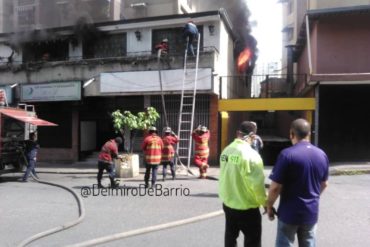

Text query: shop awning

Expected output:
[0,108,57,126]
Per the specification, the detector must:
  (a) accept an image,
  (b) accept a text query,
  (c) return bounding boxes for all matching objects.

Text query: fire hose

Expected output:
[17,152,86,247]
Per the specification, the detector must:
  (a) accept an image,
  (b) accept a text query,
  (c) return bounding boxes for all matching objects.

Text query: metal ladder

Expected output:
[176,34,201,171]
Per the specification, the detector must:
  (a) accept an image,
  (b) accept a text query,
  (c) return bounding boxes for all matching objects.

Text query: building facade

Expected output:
[0,10,248,165]
[281,0,370,162]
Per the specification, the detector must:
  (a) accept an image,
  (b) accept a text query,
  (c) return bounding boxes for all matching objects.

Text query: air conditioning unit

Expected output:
[130,3,147,8]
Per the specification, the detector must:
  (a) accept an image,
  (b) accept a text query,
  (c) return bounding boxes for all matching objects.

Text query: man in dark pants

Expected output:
[142,126,163,188]
[161,127,179,181]
[183,20,198,56]
[97,137,122,188]
[22,132,40,182]
[267,118,329,247]
[219,121,267,247]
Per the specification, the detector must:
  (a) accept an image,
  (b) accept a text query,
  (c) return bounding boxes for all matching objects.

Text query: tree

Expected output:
[112,107,160,153]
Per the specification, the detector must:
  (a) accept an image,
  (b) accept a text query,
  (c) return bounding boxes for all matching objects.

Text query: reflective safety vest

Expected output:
[142,134,163,164]
[192,131,210,158]
[162,135,179,161]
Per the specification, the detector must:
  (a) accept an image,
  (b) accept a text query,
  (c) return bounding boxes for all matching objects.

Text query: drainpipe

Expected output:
[286,45,295,95]
[305,14,313,76]
[314,84,319,146]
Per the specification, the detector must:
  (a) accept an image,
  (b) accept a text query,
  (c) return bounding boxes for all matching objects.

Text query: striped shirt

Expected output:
[142,133,163,165]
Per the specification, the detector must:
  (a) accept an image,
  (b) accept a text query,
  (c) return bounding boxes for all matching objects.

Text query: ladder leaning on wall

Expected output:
[176,34,201,174]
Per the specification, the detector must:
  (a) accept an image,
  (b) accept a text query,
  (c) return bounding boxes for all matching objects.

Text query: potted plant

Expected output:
[111,107,160,178]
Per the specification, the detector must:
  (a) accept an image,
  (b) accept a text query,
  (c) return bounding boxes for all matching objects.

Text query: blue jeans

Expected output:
[22,159,37,181]
[162,161,175,179]
[144,164,159,186]
[275,219,317,247]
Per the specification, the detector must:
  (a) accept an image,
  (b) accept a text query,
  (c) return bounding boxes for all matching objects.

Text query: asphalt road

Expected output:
[1,171,370,247]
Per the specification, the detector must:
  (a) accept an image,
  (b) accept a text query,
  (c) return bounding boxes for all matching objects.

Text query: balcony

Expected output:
[0,47,219,96]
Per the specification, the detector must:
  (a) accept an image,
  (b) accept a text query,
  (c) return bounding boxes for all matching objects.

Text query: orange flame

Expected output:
[237,48,252,73]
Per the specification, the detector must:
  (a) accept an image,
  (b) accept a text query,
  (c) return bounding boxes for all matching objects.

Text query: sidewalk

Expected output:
[36,161,370,177]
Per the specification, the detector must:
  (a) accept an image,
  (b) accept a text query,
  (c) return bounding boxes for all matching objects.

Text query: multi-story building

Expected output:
[281,0,370,162]
[0,7,251,165]
[5,0,123,32]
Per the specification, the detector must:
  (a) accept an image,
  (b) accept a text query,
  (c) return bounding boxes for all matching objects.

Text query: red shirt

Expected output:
[142,133,163,164]
[98,139,118,163]
[155,42,169,53]
[162,134,179,161]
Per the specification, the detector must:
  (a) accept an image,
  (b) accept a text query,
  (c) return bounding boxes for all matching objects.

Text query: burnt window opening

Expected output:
[22,39,69,63]
[83,33,127,59]
[152,26,203,55]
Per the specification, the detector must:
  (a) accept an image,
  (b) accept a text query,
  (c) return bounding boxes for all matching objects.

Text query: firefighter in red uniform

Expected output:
[142,126,163,188]
[97,137,122,188]
[155,38,169,57]
[161,127,179,181]
[192,125,210,179]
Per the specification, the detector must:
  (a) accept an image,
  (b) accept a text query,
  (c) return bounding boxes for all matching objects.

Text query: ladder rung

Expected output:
[181,121,191,123]
[179,139,189,141]
[181,112,192,115]
[183,95,193,98]
[183,104,193,106]
[179,130,189,132]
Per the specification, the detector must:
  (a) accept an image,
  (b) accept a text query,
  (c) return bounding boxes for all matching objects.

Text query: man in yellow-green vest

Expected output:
[219,121,267,247]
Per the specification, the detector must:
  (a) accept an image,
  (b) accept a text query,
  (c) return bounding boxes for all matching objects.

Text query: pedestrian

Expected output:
[142,126,163,188]
[183,20,198,56]
[250,121,263,153]
[155,38,169,58]
[219,121,267,247]
[97,137,122,188]
[161,127,179,181]
[22,132,40,182]
[192,125,210,179]
[266,118,329,247]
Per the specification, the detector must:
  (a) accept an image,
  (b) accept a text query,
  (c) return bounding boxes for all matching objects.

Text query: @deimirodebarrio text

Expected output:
[80,184,191,198]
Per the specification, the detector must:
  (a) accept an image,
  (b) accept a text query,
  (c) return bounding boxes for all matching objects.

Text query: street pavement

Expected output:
[1,162,370,247]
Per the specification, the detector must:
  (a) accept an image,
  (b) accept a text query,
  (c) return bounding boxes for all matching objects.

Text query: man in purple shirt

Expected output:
[267,118,329,247]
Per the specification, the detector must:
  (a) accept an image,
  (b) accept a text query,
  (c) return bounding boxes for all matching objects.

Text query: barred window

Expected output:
[83,33,127,59]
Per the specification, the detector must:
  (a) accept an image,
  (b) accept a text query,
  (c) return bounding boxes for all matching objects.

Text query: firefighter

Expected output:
[183,20,198,56]
[192,125,210,179]
[161,127,179,181]
[155,38,169,58]
[142,126,163,188]
[97,137,122,188]
[21,132,40,182]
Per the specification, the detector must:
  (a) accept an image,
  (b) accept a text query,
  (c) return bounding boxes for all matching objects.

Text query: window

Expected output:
[152,26,203,55]
[284,28,294,42]
[83,33,127,59]
[287,0,293,14]
[22,39,69,62]
[17,5,36,26]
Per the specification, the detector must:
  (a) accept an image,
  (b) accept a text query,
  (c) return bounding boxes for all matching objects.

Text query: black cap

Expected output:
[239,121,256,135]
[115,137,123,144]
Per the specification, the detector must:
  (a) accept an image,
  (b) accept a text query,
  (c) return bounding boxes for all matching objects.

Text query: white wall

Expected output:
[127,28,152,55]
[100,68,213,93]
